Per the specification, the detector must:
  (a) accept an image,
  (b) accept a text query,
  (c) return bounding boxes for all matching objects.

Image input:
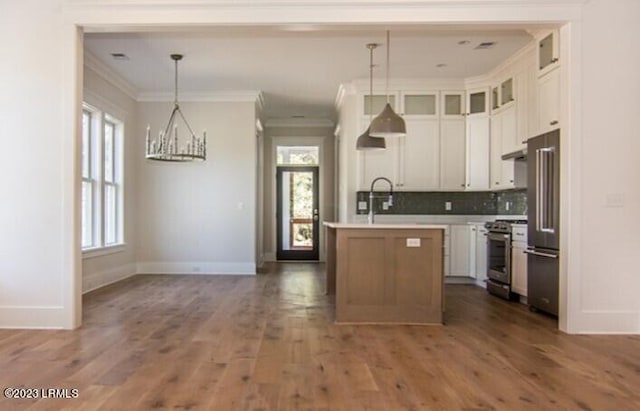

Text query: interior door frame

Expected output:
[276,165,320,260]
[270,136,327,262]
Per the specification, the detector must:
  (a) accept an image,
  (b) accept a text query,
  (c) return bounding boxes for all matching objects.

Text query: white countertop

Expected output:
[323,222,448,230]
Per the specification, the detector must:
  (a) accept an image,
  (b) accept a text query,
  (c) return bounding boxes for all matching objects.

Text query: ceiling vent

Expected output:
[110,53,129,60]
[475,42,497,50]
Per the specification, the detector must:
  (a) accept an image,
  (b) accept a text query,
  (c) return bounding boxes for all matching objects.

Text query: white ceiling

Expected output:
[84,26,535,120]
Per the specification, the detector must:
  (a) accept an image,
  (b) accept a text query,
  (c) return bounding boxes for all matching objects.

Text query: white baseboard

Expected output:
[572,310,640,334]
[83,263,137,294]
[137,261,256,275]
[0,306,66,329]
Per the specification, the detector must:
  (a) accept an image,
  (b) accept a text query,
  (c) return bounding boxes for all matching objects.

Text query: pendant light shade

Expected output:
[357,43,386,151]
[369,103,406,138]
[369,31,406,138]
[356,127,386,150]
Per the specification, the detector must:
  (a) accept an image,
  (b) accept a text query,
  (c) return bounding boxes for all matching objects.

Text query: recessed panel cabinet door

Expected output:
[440,119,466,191]
[359,120,399,190]
[399,118,440,190]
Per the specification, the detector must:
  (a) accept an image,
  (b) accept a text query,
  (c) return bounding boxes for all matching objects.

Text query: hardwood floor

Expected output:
[1,263,639,410]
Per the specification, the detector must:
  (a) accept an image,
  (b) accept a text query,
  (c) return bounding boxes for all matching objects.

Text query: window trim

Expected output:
[81,103,125,256]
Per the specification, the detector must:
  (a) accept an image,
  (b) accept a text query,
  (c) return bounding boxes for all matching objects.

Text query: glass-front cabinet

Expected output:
[538,30,559,77]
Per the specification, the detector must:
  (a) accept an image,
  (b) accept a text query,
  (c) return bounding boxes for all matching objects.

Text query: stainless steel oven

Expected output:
[485,220,525,300]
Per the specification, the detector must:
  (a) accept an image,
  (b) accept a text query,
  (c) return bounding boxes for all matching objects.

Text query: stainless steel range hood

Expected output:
[501,148,527,161]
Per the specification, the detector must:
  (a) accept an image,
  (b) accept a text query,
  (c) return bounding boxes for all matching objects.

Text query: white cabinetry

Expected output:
[471,223,488,285]
[537,30,560,77]
[399,118,440,190]
[440,119,466,190]
[537,67,560,134]
[511,225,528,297]
[465,88,490,191]
[536,29,560,135]
[449,224,474,278]
[359,121,399,188]
[490,108,516,190]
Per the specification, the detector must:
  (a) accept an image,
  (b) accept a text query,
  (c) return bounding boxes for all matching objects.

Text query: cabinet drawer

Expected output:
[512,226,527,242]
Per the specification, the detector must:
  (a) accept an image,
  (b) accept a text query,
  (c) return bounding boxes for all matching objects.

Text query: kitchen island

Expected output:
[324,223,446,325]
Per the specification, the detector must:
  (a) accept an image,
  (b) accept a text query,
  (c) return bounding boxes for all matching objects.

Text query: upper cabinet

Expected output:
[537,30,560,77]
[465,87,490,191]
[362,93,398,116]
[536,29,561,134]
[537,67,560,134]
[401,91,438,118]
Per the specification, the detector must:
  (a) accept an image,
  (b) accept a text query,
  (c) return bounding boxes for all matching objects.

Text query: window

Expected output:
[276,146,319,165]
[81,104,124,251]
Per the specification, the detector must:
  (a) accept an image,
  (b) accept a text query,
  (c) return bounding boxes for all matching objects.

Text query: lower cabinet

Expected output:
[472,224,488,284]
[449,225,474,278]
[511,226,528,297]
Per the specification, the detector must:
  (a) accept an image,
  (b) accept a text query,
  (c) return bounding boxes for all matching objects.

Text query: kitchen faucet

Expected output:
[368,177,394,224]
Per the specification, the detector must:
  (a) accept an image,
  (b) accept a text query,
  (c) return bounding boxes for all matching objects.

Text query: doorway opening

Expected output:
[276,146,320,260]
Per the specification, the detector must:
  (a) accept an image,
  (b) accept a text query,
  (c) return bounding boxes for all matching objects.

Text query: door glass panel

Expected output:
[364,95,396,115]
[280,170,314,251]
[403,94,436,115]
[444,94,462,115]
[539,33,554,70]
[277,146,319,165]
[469,91,486,114]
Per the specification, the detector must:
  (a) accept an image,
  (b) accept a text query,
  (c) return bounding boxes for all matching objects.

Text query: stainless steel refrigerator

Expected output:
[526,129,560,316]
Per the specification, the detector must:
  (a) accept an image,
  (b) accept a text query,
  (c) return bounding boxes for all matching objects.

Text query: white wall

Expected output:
[0,0,79,328]
[136,101,257,275]
[82,65,138,293]
[568,0,640,333]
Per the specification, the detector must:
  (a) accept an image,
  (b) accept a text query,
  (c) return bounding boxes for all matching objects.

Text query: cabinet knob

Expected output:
[495,182,499,185]
[460,184,465,187]
[550,120,559,126]
[551,58,559,63]
[510,179,514,183]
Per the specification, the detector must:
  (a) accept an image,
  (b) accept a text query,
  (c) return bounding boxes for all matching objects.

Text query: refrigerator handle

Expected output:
[524,249,558,259]
[536,147,556,234]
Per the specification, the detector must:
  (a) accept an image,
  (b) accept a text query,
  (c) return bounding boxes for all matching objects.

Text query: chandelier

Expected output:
[145,54,206,162]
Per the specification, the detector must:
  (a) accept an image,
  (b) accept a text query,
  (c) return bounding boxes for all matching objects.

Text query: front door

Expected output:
[276,166,319,260]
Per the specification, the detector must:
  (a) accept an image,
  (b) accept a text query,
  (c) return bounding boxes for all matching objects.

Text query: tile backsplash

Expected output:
[356,189,527,216]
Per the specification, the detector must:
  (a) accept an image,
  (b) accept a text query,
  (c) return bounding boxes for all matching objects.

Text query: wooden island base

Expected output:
[325,223,445,325]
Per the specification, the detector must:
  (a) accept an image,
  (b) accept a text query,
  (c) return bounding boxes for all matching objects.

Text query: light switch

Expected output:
[358,201,368,211]
[445,201,452,211]
[406,238,421,247]
[605,193,625,208]
[382,201,389,210]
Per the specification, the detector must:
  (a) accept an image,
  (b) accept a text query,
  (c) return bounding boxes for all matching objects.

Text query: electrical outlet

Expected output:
[505,201,511,211]
[382,201,389,210]
[358,201,368,211]
[445,201,452,211]
[406,238,421,247]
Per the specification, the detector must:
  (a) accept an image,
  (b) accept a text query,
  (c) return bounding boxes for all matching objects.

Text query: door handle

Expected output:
[524,249,558,259]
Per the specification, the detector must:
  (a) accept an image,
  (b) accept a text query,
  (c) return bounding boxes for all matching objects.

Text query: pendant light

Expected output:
[356,43,386,151]
[145,54,207,162]
[369,31,406,138]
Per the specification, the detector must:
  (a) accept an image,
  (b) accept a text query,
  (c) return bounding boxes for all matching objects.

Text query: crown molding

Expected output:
[83,50,139,100]
[137,90,262,103]
[265,117,335,128]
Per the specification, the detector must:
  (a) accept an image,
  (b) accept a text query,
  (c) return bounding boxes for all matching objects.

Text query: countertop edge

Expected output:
[323,222,448,229]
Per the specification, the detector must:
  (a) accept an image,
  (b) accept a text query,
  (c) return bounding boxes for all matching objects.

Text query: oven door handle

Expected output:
[523,249,558,259]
